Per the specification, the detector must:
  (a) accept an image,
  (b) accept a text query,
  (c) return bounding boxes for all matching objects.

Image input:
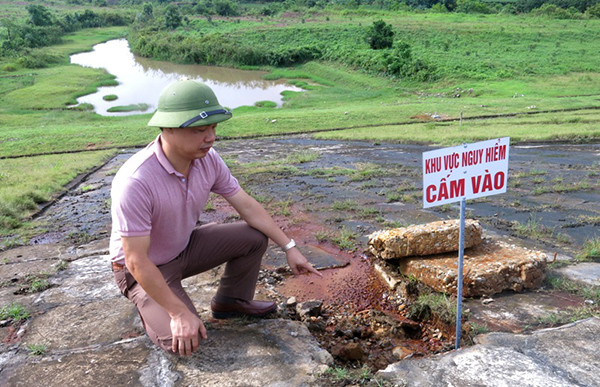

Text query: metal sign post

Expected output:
[422,137,510,350]
[455,198,466,349]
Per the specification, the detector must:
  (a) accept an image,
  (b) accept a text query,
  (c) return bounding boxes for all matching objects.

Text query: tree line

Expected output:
[1,0,598,75]
[128,0,600,18]
[0,5,132,67]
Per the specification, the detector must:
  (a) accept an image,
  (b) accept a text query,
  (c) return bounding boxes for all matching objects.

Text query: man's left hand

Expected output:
[286,248,322,277]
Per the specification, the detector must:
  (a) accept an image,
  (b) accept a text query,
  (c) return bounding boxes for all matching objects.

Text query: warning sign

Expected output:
[422,137,510,208]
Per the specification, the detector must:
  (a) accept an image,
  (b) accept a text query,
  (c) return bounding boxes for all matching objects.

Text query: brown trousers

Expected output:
[113,222,268,352]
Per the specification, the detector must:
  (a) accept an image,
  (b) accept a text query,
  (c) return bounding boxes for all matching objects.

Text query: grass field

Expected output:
[1,8,600,244]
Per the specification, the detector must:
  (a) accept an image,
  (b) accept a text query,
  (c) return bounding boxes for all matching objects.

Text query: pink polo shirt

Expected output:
[109,134,240,265]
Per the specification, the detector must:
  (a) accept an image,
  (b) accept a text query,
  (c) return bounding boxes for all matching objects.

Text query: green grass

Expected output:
[407,292,457,326]
[330,226,359,250]
[107,103,150,113]
[577,238,600,261]
[331,199,359,211]
[539,273,600,326]
[254,100,277,108]
[544,272,600,301]
[103,94,118,101]
[319,365,388,386]
[0,150,115,237]
[1,10,600,242]
[0,303,30,323]
[27,343,48,356]
[284,149,320,164]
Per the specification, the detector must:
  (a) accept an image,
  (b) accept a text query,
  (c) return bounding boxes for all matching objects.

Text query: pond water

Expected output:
[70,39,303,116]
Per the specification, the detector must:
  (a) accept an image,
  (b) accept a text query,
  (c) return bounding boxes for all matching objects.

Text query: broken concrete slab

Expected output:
[395,239,547,297]
[378,317,600,387]
[556,262,600,287]
[264,244,349,271]
[368,219,483,259]
[174,319,332,387]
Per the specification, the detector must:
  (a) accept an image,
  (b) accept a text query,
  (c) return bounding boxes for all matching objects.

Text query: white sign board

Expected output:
[422,137,510,208]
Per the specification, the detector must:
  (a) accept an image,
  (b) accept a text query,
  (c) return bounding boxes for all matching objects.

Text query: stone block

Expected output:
[368,219,483,259]
[396,239,547,297]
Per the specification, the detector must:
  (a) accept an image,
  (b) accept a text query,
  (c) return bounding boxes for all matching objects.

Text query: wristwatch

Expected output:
[281,239,296,252]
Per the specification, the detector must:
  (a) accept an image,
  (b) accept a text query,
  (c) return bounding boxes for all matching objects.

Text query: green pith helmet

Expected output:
[147,80,232,128]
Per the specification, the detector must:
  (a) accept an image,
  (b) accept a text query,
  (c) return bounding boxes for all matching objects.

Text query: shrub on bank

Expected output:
[128,24,437,81]
[0,6,133,57]
[587,3,600,17]
[2,64,18,72]
[531,3,586,18]
[17,49,64,69]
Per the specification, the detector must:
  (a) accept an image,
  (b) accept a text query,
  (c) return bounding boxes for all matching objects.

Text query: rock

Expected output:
[392,345,414,360]
[373,261,402,290]
[0,339,152,387]
[368,219,483,259]
[331,342,365,362]
[296,300,323,319]
[378,318,600,387]
[174,319,332,386]
[396,239,546,297]
[286,296,298,308]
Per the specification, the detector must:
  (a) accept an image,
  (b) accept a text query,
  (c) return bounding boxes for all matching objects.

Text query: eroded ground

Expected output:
[2,137,599,376]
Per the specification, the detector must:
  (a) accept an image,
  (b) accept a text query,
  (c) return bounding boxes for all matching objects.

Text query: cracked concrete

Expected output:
[1,137,599,386]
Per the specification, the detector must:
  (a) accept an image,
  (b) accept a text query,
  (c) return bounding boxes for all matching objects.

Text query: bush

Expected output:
[380,41,437,81]
[366,20,394,50]
[430,3,449,12]
[17,49,64,69]
[27,5,55,27]
[549,0,599,12]
[585,2,600,17]
[214,0,238,16]
[128,22,433,81]
[164,5,182,29]
[2,63,18,72]
[531,4,584,18]
[455,0,494,13]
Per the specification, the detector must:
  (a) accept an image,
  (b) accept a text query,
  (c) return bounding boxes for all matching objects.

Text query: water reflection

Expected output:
[70,39,303,116]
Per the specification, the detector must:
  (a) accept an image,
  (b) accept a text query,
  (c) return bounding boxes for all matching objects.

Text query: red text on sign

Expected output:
[462,149,484,167]
[471,171,505,194]
[485,144,507,162]
[444,153,460,170]
[425,178,466,203]
[425,156,441,174]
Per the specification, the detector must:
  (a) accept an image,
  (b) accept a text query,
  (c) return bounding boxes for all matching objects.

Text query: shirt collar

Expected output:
[152,134,184,177]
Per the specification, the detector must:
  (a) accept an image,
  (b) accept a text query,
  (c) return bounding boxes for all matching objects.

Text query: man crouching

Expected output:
[109,80,320,356]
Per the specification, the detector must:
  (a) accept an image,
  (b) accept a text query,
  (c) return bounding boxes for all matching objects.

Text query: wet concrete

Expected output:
[1,137,599,384]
